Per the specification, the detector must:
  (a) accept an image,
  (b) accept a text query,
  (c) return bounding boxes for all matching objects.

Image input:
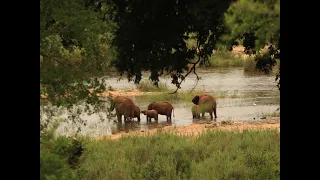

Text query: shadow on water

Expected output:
[49,67,279,137]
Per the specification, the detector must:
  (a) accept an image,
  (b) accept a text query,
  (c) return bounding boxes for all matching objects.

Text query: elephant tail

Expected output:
[172,108,175,117]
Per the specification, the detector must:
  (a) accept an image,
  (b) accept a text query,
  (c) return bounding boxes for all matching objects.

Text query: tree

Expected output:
[223,0,280,90]
[40,0,118,131]
[110,0,232,93]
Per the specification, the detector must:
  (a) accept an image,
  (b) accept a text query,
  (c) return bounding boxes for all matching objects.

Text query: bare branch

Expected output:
[169,47,202,94]
[168,33,207,94]
[189,66,201,93]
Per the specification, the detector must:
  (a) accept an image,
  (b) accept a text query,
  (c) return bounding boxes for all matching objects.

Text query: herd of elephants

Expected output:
[109,94,217,123]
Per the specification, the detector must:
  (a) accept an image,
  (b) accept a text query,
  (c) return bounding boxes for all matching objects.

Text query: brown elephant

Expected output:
[141,110,158,122]
[147,102,174,121]
[110,96,135,123]
[191,105,201,119]
[133,105,141,122]
[192,94,217,120]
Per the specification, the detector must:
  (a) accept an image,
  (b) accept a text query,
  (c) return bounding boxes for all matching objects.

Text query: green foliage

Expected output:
[78,130,280,179]
[136,80,169,92]
[40,122,86,180]
[224,0,280,50]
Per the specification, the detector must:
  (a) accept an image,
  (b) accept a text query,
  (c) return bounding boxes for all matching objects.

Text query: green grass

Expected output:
[134,90,236,103]
[41,127,280,180]
[136,80,169,92]
[77,130,280,180]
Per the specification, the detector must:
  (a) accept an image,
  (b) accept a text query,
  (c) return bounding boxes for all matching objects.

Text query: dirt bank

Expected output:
[95,88,163,97]
[94,117,280,140]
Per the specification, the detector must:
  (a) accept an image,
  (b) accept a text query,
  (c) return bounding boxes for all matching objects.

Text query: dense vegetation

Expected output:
[41,125,280,180]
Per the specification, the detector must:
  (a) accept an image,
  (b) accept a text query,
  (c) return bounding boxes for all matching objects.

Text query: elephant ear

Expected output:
[192,95,200,105]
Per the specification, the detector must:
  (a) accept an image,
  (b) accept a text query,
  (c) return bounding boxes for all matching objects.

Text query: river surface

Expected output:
[52,67,280,137]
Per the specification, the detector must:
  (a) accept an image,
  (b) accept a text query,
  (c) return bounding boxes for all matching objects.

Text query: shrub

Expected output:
[136,80,169,92]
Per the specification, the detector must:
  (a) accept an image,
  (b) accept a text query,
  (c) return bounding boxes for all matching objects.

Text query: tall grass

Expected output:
[78,130,280,179]
[205,51,244,67]
[243,56,257,71]
[41,125,280,180]
[136,80,169,92]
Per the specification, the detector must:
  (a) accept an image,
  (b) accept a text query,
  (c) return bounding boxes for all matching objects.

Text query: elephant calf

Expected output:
[147,102,174,122]
[191,105,201,119]
[141,110,158,122]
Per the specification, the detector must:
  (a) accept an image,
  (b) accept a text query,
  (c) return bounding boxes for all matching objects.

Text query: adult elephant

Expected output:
[110,96,135,123]
[147,102,174,122]
[192,94,217,120]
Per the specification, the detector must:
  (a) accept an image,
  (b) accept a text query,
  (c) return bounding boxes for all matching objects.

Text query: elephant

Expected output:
[141,110,158,122]
[110,96,135,123]
[191,105,201,119]
[147,102,174,121]
[133,105,141,122]
[192,94,217,120]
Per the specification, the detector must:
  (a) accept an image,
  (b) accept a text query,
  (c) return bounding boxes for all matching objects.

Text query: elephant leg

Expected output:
[213,108,217,119]
[124,115,131,123]
[117,114,122,123]
[201,113,205,119]
[209,111,213,120]
[156,116,158,121]
[201,109,205,118]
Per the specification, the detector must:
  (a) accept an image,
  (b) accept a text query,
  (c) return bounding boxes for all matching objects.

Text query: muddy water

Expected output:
[54,67,280,137]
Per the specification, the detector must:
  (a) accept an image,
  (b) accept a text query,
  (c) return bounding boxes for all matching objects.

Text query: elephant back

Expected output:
[149,102,173,115]
[113,96,135,111]
[199,94,215,102]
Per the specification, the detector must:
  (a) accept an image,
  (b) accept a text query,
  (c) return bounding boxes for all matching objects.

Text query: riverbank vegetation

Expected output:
[41,124,280,180]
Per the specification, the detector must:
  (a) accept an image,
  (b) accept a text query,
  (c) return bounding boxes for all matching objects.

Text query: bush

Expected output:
[243,57,257,71]
[136,80,169,92]
[40,122,85,180]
